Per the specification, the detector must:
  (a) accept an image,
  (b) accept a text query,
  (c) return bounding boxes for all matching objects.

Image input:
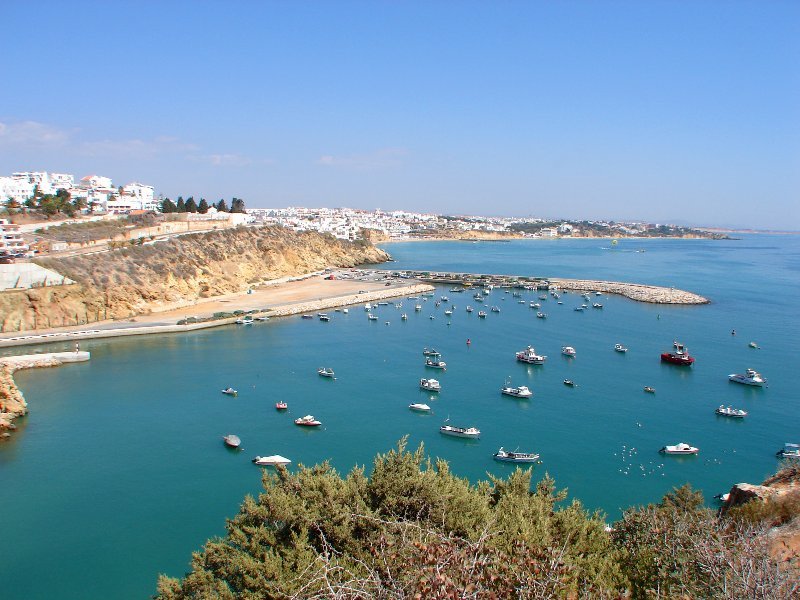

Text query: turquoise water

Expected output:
[1,234,798,599]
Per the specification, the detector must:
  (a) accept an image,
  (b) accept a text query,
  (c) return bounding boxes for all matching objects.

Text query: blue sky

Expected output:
[1,1,798,229]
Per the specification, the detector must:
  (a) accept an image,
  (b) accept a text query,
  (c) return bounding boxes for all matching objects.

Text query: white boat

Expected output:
[592,303,603,309]
[491,306,500,313]
[294,415,322,427]
[715,405,748,418]
[367,313,379,321]
[401,314,408,320]
[776,443,800,459]
[574,306,585,312]
[493,447,539,463]
[235,315,254,325]
[252,455,291,466]
[439,424,480,438]
[440,296,449,302]
[536,312,547,319]
[415,304,422,312]
[516,346,546,364]
[422,347,440,356]
[500,384,532,398]
[342,308,349,314]
[728,368,766,386]
[221,387,238,396]
[660,442,699,455]
[255,316,270,321]
[318,367,335,378]
[530,302,541,309]
[478,311,487,318]
[614,344,628,353]
[561,346,576,357]
[409,403,431,412]
[425,358,447,369]
[420,378,441,392]
[466,305,474,313]
[444,309,453,316]
[749,341,759,349]
[222,434,241,448]
[318,313,330,322]
[364,303,372,311]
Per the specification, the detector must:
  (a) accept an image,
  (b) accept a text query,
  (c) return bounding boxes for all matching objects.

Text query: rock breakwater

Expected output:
[548,278,709,304]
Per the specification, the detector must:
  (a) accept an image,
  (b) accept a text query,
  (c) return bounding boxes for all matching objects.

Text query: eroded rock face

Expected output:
[726,483,780,507]
[0,365,29,432]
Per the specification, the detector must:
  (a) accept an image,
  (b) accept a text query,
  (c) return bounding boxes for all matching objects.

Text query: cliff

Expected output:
[0,226,389,332]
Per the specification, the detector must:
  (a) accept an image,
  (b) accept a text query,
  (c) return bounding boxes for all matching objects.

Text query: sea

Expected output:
[1,234,798,599]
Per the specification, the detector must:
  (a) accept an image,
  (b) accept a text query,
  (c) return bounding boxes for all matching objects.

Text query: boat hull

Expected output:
[728,375,764,386]
[661,353,694,365]
[440,427,480,439]
[493,454,539,463]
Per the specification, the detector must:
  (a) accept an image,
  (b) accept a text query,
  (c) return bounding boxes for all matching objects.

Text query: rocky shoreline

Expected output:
[548,278,709,304]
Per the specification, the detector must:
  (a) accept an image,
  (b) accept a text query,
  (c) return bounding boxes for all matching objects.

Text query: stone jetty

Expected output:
[0,351,90,438]
[265,283,434,317]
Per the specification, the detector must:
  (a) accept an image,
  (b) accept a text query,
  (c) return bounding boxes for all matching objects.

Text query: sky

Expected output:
[1,1,798,230]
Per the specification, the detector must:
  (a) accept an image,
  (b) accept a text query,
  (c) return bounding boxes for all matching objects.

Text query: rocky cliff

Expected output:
[0,226,389,332]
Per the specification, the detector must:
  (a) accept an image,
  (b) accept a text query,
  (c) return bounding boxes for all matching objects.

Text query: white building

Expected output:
[0,218,29,256]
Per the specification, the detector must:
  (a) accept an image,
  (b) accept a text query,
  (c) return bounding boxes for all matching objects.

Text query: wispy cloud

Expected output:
[188,153,274,167]
[78,136,199,159]
[0,120,72,147]
[317,147,407,170]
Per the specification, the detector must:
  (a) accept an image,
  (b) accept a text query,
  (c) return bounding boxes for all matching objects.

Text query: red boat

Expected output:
[661,341,695,366]
[275,402,288,410]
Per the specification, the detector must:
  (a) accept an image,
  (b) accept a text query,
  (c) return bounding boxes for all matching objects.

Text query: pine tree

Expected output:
[185,197,198,213]
[198,198,209,214]
[176,198,186,213]
[216,199,229,212]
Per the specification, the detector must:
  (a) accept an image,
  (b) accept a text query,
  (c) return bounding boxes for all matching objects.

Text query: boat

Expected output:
[474,295,485,302]
[425,358,447,369]
[573,306,585,312]
[478,311,487,318]
[222,434,241,448]
[419,378,441,392]
[409,403,431,412]
[715,405,747,418]
[563,379,576,387]
[318,314,330,322]
[275,401,288,410]
[536,312,547,319]
[466,305,474,313]
[493,447,539,463]
[422,347,440,356]
[713,492,731,503]
[221,387,238,396]
[444,309,453,316]
[255,316,270,321]
[500,384,533,398]
[439,423,480,438]
[614,344,628,353]
[252,455,291,466]
[394,303,403,308]
[294,415,322,427]
[749,341,759,349]
[342,308,349,314]
[530,302,540,309]
[661,341,695,366]
[539,294,547,300]
[644,386,656,394]
[235,315,254,325]
[728,368,766,387]
[450,287,464,293]
[377,301,389,306]
[440,296,449,302]
[301,314,313,319]
[561,346,576,357]
[317,367,335,378]
[415,304,422,312]
[364,303,372,311]
[491,306,500,313]
[582,293,591,301]
[401,314,408,320]
[516,346,546,364]
[776,443,800,459]
[660,442,699,455]
[367,313,379,321]
[592,303,603,309]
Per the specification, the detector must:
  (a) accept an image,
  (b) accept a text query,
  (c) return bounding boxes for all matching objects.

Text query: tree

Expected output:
[175,198,186,213]
[160,198,177,213]
[184,197,198,213]
[230,197,246,213]
[216,199,229,212]
[4,197,21,214]
[197,198,209,214]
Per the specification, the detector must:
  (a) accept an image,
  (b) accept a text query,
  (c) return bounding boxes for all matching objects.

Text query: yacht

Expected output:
[444,309,453,316]
[500,384,533,398]
[425,357,447,369]
[516,346,546,364]
[715,405,748,418]
[252,455,291,466]
[493,447,539,463]
[222,434,241,448]
[661,341,695,366]
[317,367,335,378]
[660,442,699,455]
[419,378,441,392]
[439,423,480,438]
[776,443,800,459]
[728,368,766,387]
[409,403,431,412]
[614,344,628,353]
[294,415,322,427]
[561,346,576,357]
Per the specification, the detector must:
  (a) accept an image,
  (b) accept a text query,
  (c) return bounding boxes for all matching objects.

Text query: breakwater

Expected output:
[390,270,709,304]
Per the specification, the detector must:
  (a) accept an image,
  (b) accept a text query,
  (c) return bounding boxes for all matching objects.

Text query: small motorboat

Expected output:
[415,304,422,311]
[536,312,547,319]
[478,311,487,318]
[661,341,695,366]
[318,313,330,322]
[660,442,699,455]
[221,387,238,396]
[776,443,800,459]
[500,384,533,398]
[491,306,500,313]
[592,303,603,309]
[401,313,408,320]
[301,314,313,319]
[420,378,441,392]
[644,386,656,394]
[409,403,431,412]
[318,367,335,378]
[530,302,541,309]
[222,434,241,448]
[422,347,440,356]
[235,315,254,325]
[439,423,480,438]
[294,415,322,427]
[493,447,539,463]
[425,358,447,370]
[563,379,576,387]
[573,306,585,312]
[342,308,349,314]
[252,455,291,466]
[466,305,474,313]
[255,316,270,321]
[367,313,379,321]
[444,309,453,316]
[749,341,760,349]
[614,344,628,353]
[561,346,576,357]
[516,346,546,364]
[715,405,747,418]
[275,401,288,410]
[713,492,731,503]
[728,368,766,387]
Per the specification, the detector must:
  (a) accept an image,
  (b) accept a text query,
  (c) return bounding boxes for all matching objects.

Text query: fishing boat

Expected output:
[235,315,254,325]
[252,455,291,466]
[561,346,576,357]
[614,343,628,353]
[255,316,270,322]
[364,303,372,311]
[660,442,699,455]
[294,415,322,427]
[500,384,533,398]
[776,443,800,459]
[275,401,288,410]
[419,378,441,392]
[573,306,585,312]
[661,341,695,365]
[401,313,408,320]
[415,304,422,312]
[367,313,379,321]
[493,447,539,463]
[563,379,576,387]
[466,305,474,313]
[715,405,747,418]
[425,358,447,370]
[592,303,603,309]
[439,423,480,438]
[444,309,453,316]
[422,347,440,356]
[530,302,540,309]
[409,403,431,412]
[644,386,656,394]
[222,434,241,448]
[749,341,759,349]
[536,312,547,319]
[221,387,238,396]
[516,346,546,364]
[318,313,330,322]
[318,367,335,378]
[728,368,766,387]
[478,311,487,318]
[301,314,313,319]
[491,306,500,313]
